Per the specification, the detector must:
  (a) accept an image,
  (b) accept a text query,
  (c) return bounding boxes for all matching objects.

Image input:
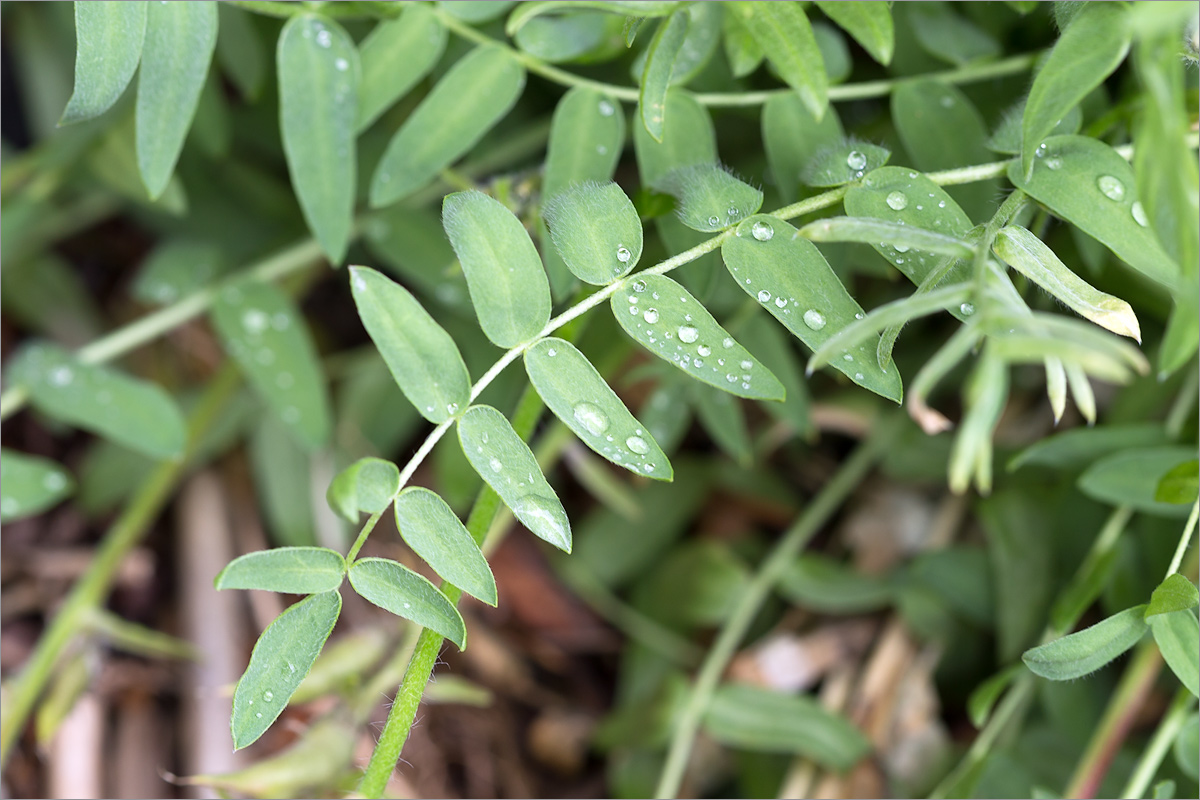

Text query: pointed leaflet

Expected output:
[801,138,889,187]
[7,342,186,459]
[655,163,763,233]
[457,405,572,552]
[215,547,346,594]
[277,14,357,264]
[441,191,551,348]
[721,216,903,403]
[349,267,471,423]
[611,274,784,401]
[61,1,146,125]
[639,9,689,142]
[814,1,892,65]
[231,591,341,750]
[394,487,497,606]
[1150,610,1199,698]
[1022,605,1149,681]
[762,93,843,203]
[526,338,673,480]
[544,182,642,286]
[348,558,466,648]
[135,0,217,199]
[1010,135,1177,287]
[0,450,74,523]
[1021,2,1131,179]
[370,46,524,206]
[326,456,400,522]
[801,217,974,258]
[356,5,446,132]
[734,1,827,120]
[211,282,331,450]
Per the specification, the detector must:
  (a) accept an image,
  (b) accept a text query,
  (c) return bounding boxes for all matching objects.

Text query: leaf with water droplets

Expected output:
[638,9,689,142]
[441,191,551,348]
[135,0,217,199]
[349,557,467,648]
[132,240,224,306]
[732,312,813,438]
[734,1,827,120]
[211,282,332,450]
[993,226,1141,342]
[762,92,843,203]
[231,591,341,749]
[356,5,446,132]
[800,217,974,258]
[325,456,400,522]
[525,338,674,480]
[611,274,784,400]
[457,405,572,552]
[214,547,346,594]
[349,266,471,423]
[394,487,497,606]
[1009,135,1177,287]
[1021,2,1130,179]
[370,45,524,206]
[801,138,889,187]
[987,96,1081,155]
[61,0,146,125]
[1022,605,1149,681]
[655,163,763,233]
[544,182,643,285]
[0,450,74,523]
[814,1,892,65]
[7,342,187,459]
[278,14,358,264]
[721,216,904,403]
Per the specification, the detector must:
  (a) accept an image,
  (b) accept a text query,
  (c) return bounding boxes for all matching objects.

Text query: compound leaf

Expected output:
[61,0,146,125]
[215,547,346,594]
[348,557,467,649]
[0,450,74,523]
[394,487,497,606]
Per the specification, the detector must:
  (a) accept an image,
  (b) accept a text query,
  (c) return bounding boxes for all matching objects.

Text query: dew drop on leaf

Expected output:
[960,302,976,316]
[751,220,774,241]
[678,326,699,343]
[1131,201,1149,227]
[626,435,649,454]
[572,402,610,435]
[616,246,632,263]
[643,308,660,324]
[1097,175,1125,201]
[885,191,908,210]
[697,344,711,357]
[757,289,772,303]
[846,150,868,170]
[802,309,827,330]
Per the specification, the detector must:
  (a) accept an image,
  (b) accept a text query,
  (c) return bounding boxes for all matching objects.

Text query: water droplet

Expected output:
[598,99,615,116]
[854,372,864,380]
[643,308,660,324]
[1035,142,1047,156]
[940,95,954,108]
[597,145,608,155]
[774,296,787,308]
[489,457,503,473]
[43,473,66,491]
[404,602,411,609]
[513,495,569,545]
[737,360,752,371]
[632,279,646,292]
[547,347,557,357]
[629,306,640,315]
[726,206,740,221]
[1045,156,1062,170]
[1097,175,1125,201]
[802,309,827,330]
[697,344,712,357]
[242,309,269,335]
[886,191,908,211]
[334,57,348,71]
[316,29,332,48]
[573,402,609,435]
[446,402,459,415]
[264,691,274,702]
[256,712,263,719]
[678,326,698,343]
[894,244,910,253]
[846,150,868,170]
[843,354,854,362]
[707,215,721,227]
[855,312,865,320]
[959,302,976,316]
[757,289,772,303]
[722,337,734,348]
[751,220,774,241]
[626,436,649,454]
[616,246,632,263]
[48,366,73,386]
[1131,201,1149,227]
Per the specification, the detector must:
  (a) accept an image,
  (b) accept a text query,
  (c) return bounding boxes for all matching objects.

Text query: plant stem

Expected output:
[1164,362,1198,437]
[1165,500,1199,579]
[653,413,903,799]
[0,366,240,768]
[1120,687,1198,799]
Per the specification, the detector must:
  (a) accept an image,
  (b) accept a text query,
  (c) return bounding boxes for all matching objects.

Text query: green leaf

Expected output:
[721,215,903,403]
[1176,713,1200,779]
[722,7,763,78]
[135,0,217,199]
[7,342,186,459]
[815,1,892,65]
[732,312,813,437]
[514,11,626,64]
[326,457,400,522]
[638,9,689,142]
[506,1,679,35]
[1150,610,1199,697]
[762,92,843,203]
[456,404,572,552]
[356,5,445,132]
[631,1,722,87]
[437,0,515,23]
[525,338,674,480]
[216,3,266,101]
[231,591,341,749]
[777,554,894,614]
[967,665,1024,728]
[633,89,715,187]
[250,417,316,547]
[1155,460,1199,504]
[801,137,890,187]
[801,216,974,258]
[692,383,752,465]
[394,487,497,606]
[908,2,1000,66]
[1009,136,1177,287]
[987,96,1081,155]
[811,22,850,86]
[348,266,471,423]
[214,547,346,594]
[979,491,1054,661]
[348,557,467,648]
[441,190,551,348]
[1021,2,1131,179]
[61,1,146,125]
[361,207,471,313]
[993,226,1141,341]
[210,282,332,450]
[370,45,524,206]
[1009,422,1171,472]
[654,163,763,233]
[132,239,224,306]
[704,683,870,769]
[0,449,74,522]
[1079,447,1199,517]
[611,274,784,401]
[1148,574,1200,618]
[277,14,357,264]
[1022,605,1149,681]
[734,1,827,120]
[544,181,643,285]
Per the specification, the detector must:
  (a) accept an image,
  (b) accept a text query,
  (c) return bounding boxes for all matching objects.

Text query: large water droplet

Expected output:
[774,297,787,308]
[334,58,348,71]
[751,220,774,241]
[1131,201,1149,227]
[846,150,868,170]
[264,691,274,702]
[1097,175,1125,201]
[598,99,615,117]
[697,344,712,357]
[959,302,976,316]
[802,309,827,330]
[626,436,649,454]
[643,308,660,324]
[894,244,910,253]
[573,402,609,435]
[886,191,908,211]
[632,279,646,292]
[757,289,772,303]
[678,325,699,343]
[616,246,632,263]
[488,457,503,473]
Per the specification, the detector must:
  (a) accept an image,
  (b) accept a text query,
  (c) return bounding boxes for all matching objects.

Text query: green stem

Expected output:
[1164,500,1199,579]
[653,414,903,799]
[0,366,240,768]
[1164,361,1198,437]
[1120,687,1198,799]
